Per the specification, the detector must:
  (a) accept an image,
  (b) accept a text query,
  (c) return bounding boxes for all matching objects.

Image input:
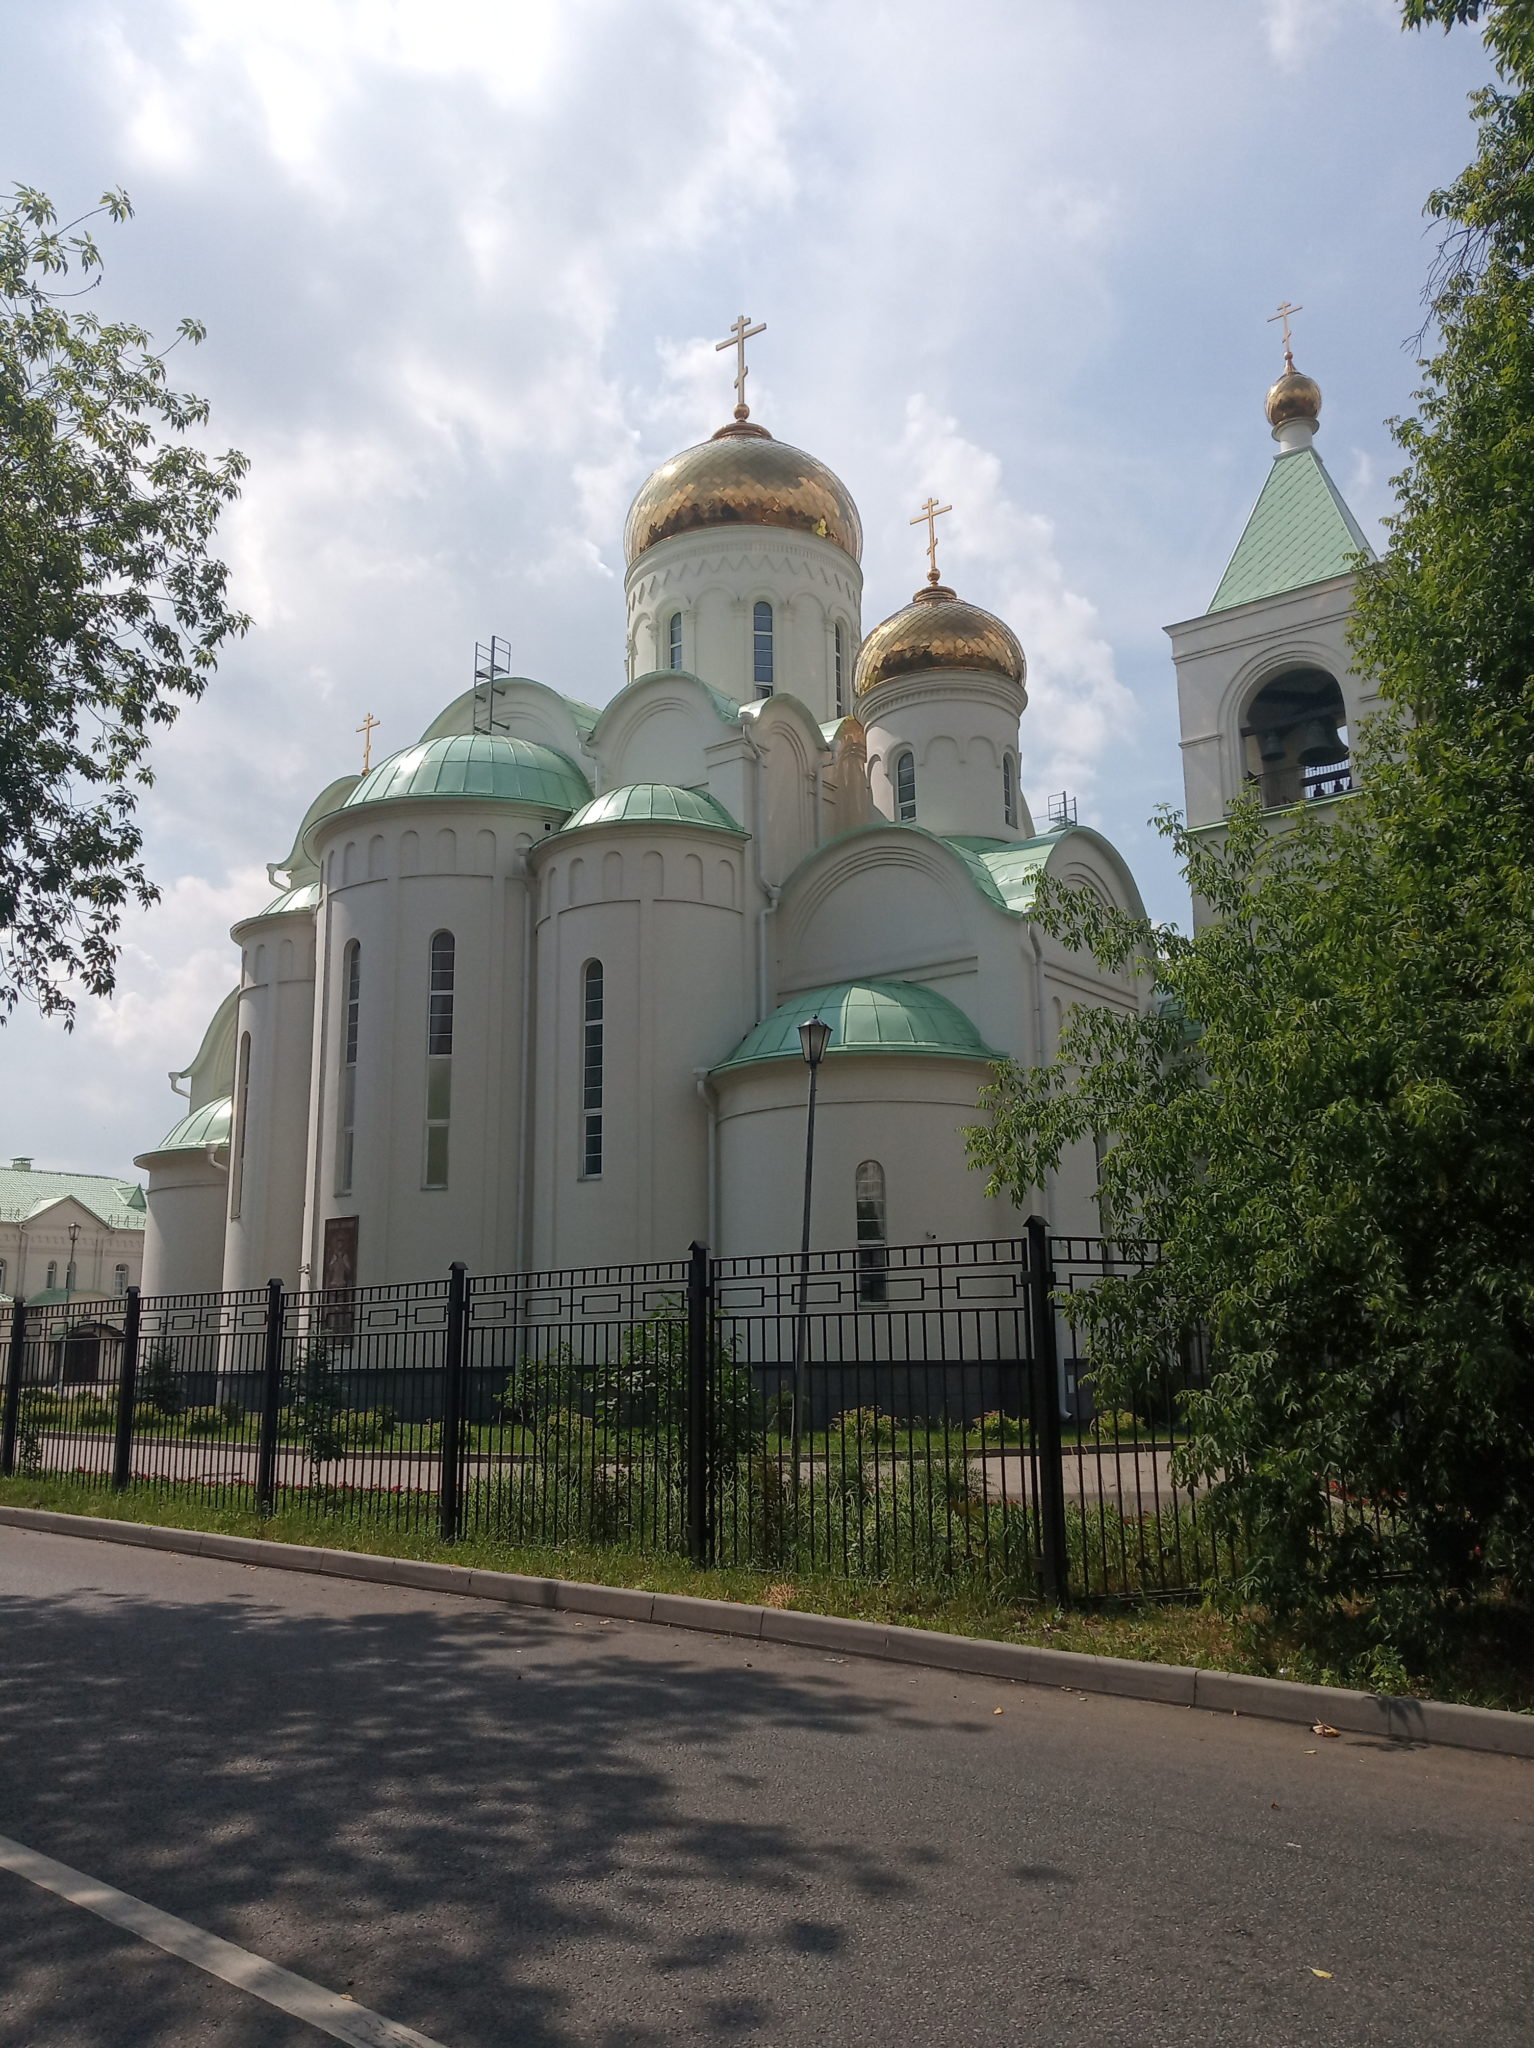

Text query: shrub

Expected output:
[971,1410,1027,1447]
[181,1407,226,1437]
[137,1345,183,1418]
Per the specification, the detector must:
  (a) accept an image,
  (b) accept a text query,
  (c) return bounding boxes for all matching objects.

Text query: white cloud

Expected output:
[894,396,1133,810]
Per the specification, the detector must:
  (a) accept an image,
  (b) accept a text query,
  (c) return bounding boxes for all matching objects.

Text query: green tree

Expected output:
[136,1342,184,1420]
[1,187,248,1023]
[287,1334,348,1479]
[970,2,1534,1650]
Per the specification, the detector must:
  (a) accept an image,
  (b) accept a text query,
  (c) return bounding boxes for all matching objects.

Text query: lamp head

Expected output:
[798,1015,832,1067]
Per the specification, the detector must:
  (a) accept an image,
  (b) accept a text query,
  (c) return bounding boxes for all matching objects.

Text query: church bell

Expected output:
[1256,728,1288,764]
[1294,715,1344,765]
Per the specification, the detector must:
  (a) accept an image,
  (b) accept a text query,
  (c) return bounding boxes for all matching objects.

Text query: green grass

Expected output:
[3,1471,1529,1717]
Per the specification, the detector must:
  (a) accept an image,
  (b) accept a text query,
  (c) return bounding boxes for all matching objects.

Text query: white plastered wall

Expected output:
[529,823,755,1268]
[624,527,862,722]
[222,907,317,1291]
[305,801,542,1289]
[138,1157,229,1297]
[861,667,1032,841]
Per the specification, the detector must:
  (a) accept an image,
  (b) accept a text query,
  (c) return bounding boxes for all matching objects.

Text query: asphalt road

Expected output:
[0,1527,1529,2047]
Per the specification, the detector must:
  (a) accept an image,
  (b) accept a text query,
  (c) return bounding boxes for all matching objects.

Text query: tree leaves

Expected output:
[0,186,249,1023]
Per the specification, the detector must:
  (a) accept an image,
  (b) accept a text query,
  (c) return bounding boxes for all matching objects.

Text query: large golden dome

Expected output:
[856,583,1026,696]
[624,420,862,567]
[1266,365,1322,429]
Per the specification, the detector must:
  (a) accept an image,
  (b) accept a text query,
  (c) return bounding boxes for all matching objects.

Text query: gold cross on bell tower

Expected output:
[1268,299,1304,371]
[716,313,766,420]
[356,711,380,772]
[910,495,953,586]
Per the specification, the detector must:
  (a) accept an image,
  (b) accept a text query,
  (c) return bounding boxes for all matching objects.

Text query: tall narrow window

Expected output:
[668,611,683,670]
[46,1261,58,1291]
[424,931,454,1189]
[1002,752,1017,828]
[114,1263,129,1296]
[337,941,360,1196]
[0,1259,6,1296]
[855,1160,888,1304]
[895,750,916,822]
[753,600,774,696]
[230,1030,252,1219]
[582,960,604,1177]
[834,621,846,718]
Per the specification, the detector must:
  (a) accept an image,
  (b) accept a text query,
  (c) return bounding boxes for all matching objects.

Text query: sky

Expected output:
[0,0,1496,1180]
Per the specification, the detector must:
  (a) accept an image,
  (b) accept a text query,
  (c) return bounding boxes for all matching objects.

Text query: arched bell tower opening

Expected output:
[1241,665,1352,810]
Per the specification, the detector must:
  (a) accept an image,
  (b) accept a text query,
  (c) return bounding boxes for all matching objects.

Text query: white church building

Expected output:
[134,332,1367,1298]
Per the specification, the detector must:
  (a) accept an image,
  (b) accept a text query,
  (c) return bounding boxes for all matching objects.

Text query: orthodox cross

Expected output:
[716,313,766,418]
[1267,299,1303,371]
[356,711,380,772]
[910,495,953,585]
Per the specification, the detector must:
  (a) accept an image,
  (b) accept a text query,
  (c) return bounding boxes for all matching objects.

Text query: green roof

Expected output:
[146,1097,233,1155]
[1209,447,1374,613]
[0,1167,146,1231]
[562,784,743,834]
[252,881,321,919]
[343,735,591,813]
[714,979,1000,1073]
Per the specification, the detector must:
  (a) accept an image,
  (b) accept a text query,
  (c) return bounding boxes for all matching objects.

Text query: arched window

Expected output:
[1002,752,1017,829]
[337,940,360,1196]
[855,1161,888,1303]
[424,932,454,1189]
[230,1030,252,1220]
[46,1261,58,1292]
[753,600,774,696]
[834,621,846,718]
[1242,667,1351,809]
[668,611,683,671]
[114,1263,129,1296]
[0,1259,7,1296]
[894,750,916,822]
[582,960,604,1177]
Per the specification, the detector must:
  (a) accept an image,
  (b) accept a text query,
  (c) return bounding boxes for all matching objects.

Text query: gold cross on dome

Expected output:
[910,495,953,585]
[715,313,766,419]
[356,711,380,772]
[1267,299,1304,370]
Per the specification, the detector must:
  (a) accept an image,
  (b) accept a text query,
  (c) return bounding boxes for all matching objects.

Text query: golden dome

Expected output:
[1266,365,1322,429]
[856,583,1026,696]
[623,421,862,566]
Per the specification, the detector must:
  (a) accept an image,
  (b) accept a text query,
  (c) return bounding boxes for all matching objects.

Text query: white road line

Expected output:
[0,1832,450,2048]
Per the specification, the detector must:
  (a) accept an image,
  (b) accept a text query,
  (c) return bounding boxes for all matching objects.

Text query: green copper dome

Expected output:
[151,1097,233,1152]
[714,979,999,1073]
[252,882,321,919]
[344,735,591,813]
[562,784,743,834]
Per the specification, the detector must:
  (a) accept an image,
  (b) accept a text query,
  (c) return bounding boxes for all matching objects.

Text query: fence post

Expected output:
[438,1261,468,1543]
[255,1279,285,1512]
[1,1296,25,1478]
[686,1241,711,1568]
[112,1288,143,1492]
[1026,1215,1069,1604]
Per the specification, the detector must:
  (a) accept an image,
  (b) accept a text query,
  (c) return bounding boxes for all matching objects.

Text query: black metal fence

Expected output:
[0,1224,1228,1602]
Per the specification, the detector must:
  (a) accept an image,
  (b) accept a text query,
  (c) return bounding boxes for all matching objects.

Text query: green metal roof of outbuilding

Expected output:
[714,979,1000,1073]
[343,735,591,813]
[0,1167,146,1230]
[1208,447,1374,612]
[562,785,743,834]
[147,1097,233,1154]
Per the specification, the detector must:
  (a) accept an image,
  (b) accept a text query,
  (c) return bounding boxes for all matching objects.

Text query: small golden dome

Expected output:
[1266,365,1322,429]
[855,583,1026,696]
[623,421,863,567]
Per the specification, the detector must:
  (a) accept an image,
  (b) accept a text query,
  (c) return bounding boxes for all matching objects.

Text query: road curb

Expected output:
[3,1503,1530,1758]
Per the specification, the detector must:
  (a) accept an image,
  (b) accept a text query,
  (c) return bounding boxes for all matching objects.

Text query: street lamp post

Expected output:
[791,1015,832,1499]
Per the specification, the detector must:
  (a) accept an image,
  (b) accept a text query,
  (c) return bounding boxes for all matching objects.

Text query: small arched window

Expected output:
[337,940,360,1196]
[582,960,604,1177]
[668,611,683,670]
[230,1030,252,1220]
[114,1263,129,1296]
[834,622,846,718]
[46,1261,58,1292]
[1002,752,1017,829]
[855,1160,888,1304]
[894,750,916,822]
[753,600,774,696]
[424,932,454,1189]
